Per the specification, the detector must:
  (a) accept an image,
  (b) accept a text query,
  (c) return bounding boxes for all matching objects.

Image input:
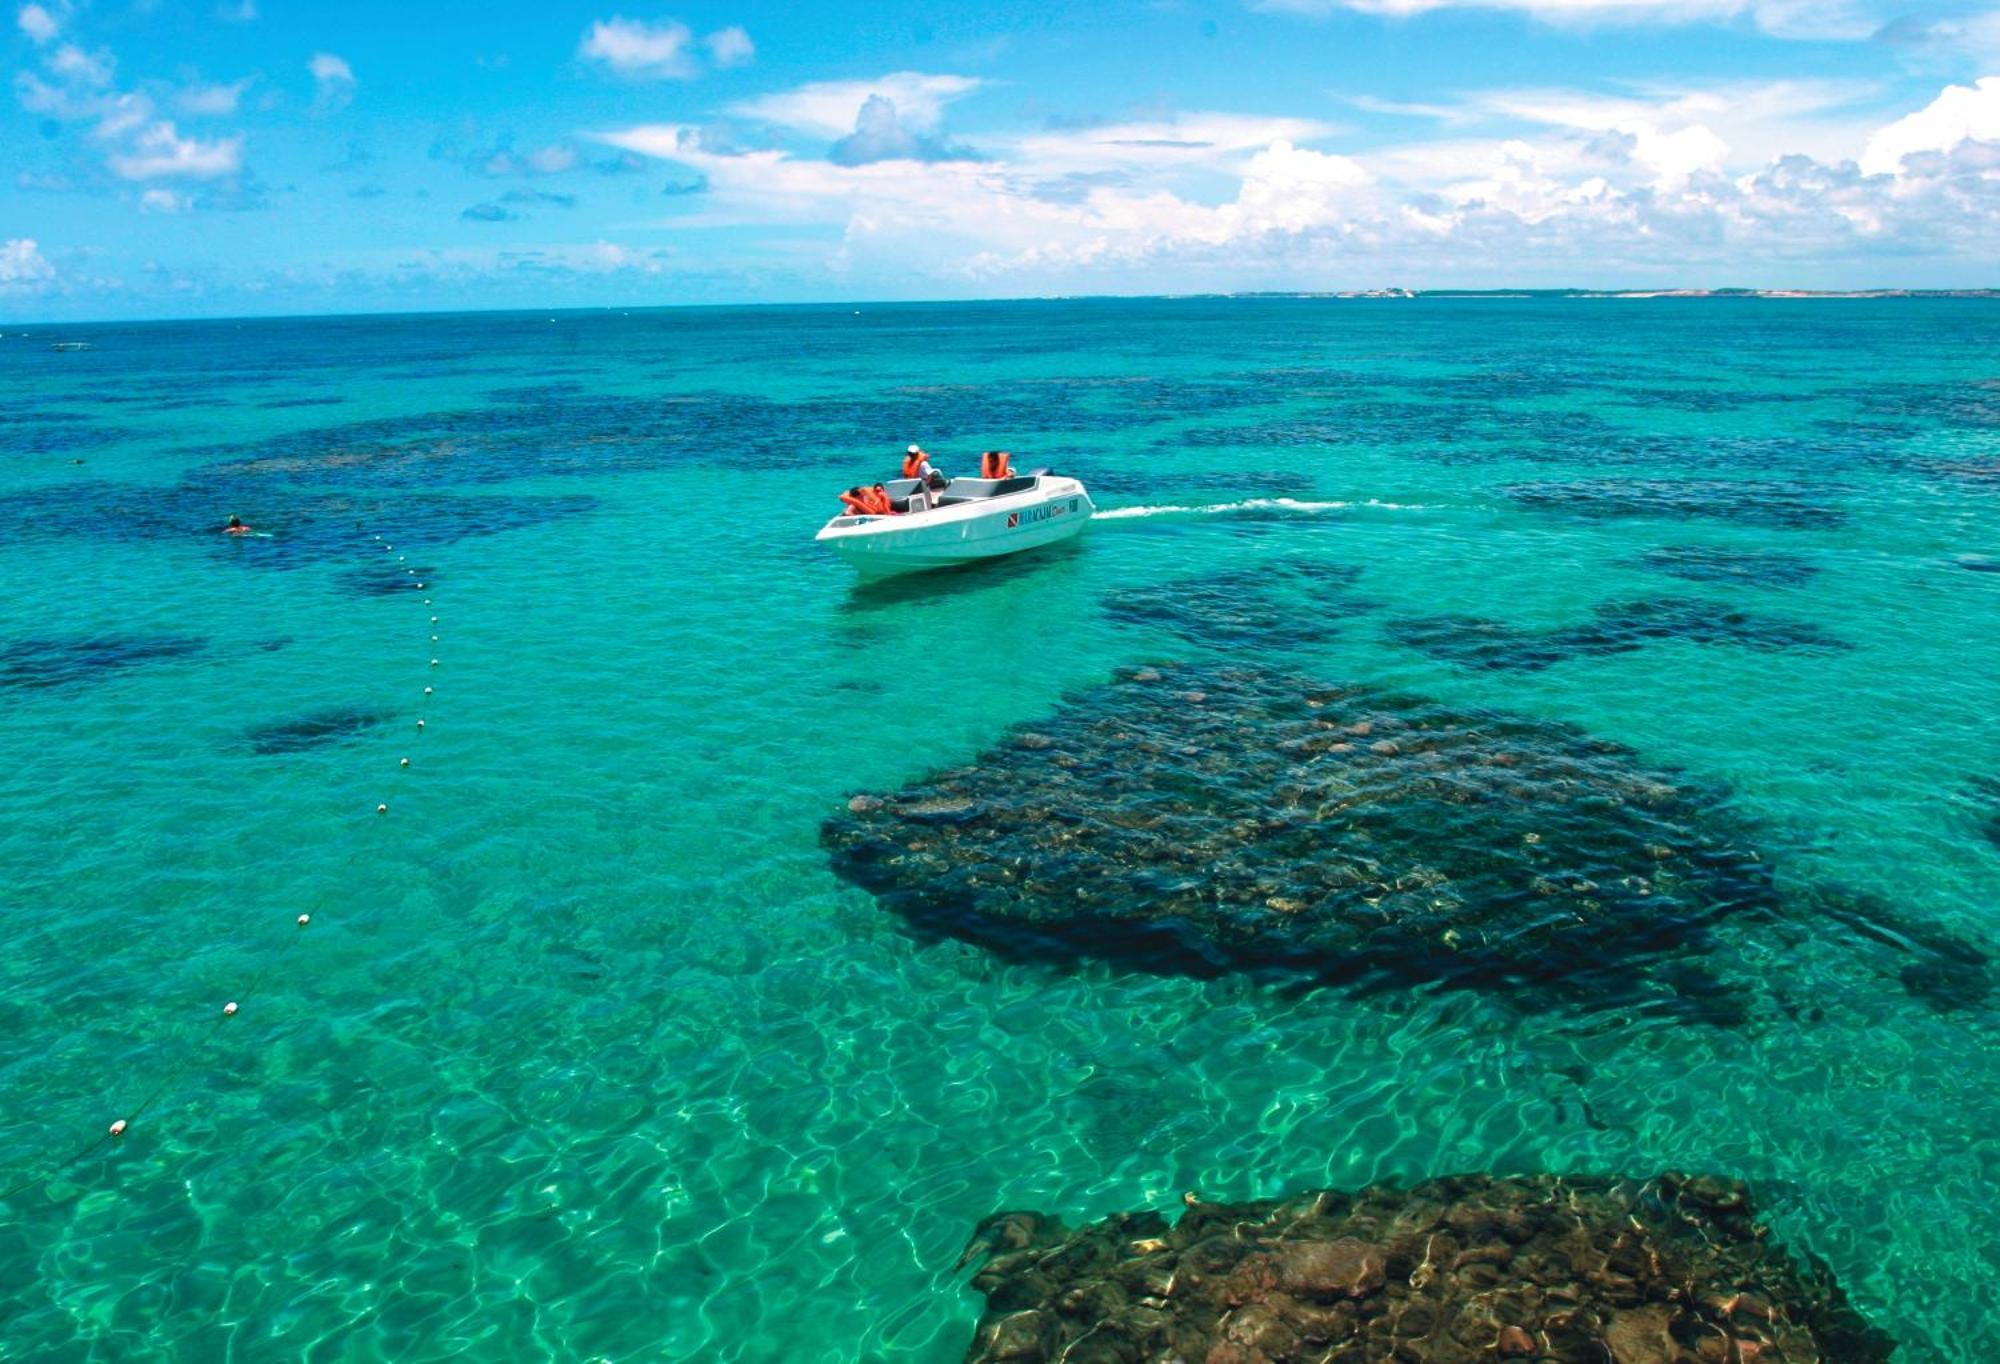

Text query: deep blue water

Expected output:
[0,298,1996,1360]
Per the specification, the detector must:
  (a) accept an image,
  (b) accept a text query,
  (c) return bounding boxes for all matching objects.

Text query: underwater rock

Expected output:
[1632,545,1822,589]
[1104,563,1377,648]
[1505,479,1845,531]
[245,708,390,754]
[0,636,206,690]
[957,1172,1895,1364]
[1804,885,1993,1014]
[1388,599,1849,672]
[824,664,1777,1018]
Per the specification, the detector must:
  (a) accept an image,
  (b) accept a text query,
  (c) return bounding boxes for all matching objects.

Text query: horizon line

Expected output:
[4,286,1997,331]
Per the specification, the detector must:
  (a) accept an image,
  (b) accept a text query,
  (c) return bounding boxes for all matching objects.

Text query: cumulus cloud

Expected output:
[309,52,355,111]
[17,2,59,44]
[705,25,754,67]
[591,72,2000,290]
[830,95,976,165]
[731,72,983,138]
[108,121,243,179]
[1861,76,2000,174]
[1254,0,1876,40]
[579,16,697,79]
[175,77,251,117]
[139,187,189,213]
[0,237,57,291]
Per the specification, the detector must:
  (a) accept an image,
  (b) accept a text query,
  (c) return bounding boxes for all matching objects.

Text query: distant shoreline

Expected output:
[7,288,1998,329]
[1229,288,2000,300]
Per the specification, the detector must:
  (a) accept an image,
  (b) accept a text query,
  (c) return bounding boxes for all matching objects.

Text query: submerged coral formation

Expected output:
[1632,546,1821,589]
[1104,562,1378,648]
[0,635,206,690]
[957,1172,1895,1363]
[1387,599,1848,672]
[824,664,1779,1019]
[1504,480,1844,530]
[245,707,390,754]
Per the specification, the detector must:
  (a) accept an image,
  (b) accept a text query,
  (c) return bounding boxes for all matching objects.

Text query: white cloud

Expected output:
[17,2,58,44]
[730,72,982,137]
[175,77,251,117]
[47,42,113,88]
[705,25,754,68]
[108,121,243,179]
[0,238,57,291]
[139,187,190,213]
[1254,0,1874,40]
[309,52,355,111]
[528,142,580,174]
[1862,77,2000,175]
[579,16,697,79]
[216,0,257,20]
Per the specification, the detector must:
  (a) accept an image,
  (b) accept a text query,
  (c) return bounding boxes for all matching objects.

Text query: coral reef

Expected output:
[245,708,390,754]
[824,664,1778,1019]
[1631,547,1821,589]
[1387,599,1848,672]
[957,1172,1895,1363]
[0,636,205,690]
[1504,480,1844,531]
[1105,563,1378,648]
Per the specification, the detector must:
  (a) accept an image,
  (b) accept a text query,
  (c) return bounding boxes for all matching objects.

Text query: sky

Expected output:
[2,0,1997,319]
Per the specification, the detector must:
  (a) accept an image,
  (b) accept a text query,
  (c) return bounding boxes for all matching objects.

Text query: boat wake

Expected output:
[1096,496,1432,520]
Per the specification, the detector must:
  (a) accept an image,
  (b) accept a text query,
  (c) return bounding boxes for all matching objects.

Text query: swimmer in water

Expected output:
[223,515,252,535]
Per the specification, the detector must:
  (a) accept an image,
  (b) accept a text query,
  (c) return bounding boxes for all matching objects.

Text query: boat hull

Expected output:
[816,476,1094,577]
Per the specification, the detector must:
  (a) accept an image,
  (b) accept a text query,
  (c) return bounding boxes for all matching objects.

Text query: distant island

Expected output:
[1230,287,2000,300]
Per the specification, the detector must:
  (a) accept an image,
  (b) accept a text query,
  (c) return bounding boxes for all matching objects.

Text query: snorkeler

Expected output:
[223,515,252,535]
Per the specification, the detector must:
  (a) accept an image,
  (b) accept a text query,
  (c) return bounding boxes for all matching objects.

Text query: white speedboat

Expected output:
[816,471,1095,576]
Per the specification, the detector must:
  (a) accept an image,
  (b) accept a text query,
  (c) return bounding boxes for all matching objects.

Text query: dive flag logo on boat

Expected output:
[1006,512,1020,528]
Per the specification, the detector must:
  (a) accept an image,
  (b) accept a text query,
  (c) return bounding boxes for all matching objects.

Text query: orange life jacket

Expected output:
[839,490,872,515]
[980,451,1012,479]
[901,452,927,479]
[865,488,898,515]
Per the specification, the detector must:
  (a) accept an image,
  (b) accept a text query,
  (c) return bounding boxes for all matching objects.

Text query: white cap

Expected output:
[907,444,920,454]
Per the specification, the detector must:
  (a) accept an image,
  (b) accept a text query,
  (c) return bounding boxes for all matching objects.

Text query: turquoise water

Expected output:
[0,299,1995,1360]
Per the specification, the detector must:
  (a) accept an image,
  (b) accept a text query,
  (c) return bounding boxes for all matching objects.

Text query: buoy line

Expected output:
[0,531,444,1204]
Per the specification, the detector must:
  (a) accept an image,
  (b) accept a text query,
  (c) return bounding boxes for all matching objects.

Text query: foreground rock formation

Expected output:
[957,1172,1894,1363]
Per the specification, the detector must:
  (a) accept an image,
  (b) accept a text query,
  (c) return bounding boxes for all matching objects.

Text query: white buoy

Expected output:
[430,617,437,624]
[423,686,433,696]
[416,719,425,730]
[430,635,438,643]
[376,803,388,815]
[400,757,410,768]
[298,913,311,926]
[222,1001,239,1017]
[108,1119,128,1137]
[429,659,438,667]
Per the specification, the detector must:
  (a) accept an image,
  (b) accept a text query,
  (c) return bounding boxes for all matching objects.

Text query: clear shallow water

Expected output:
[0,299,1995,1360]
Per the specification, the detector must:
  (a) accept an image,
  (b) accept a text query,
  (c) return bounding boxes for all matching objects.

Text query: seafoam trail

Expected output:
[1094,496,1436,520]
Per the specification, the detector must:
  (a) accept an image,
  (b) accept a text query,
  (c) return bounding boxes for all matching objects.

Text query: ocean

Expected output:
[0,297,1995,1360]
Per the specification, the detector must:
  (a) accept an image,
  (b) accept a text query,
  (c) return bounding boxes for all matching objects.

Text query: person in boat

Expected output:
[901,444,948,510]
[868,483,901,515]
[979,450,1013,479]
[223,515,252,535]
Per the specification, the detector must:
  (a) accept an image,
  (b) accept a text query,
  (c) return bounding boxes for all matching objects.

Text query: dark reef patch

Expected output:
[1632,545,1821,588]
[246,708,390,754]
[824,664,1780,1020]
[957,1172,1894,1364]
[1505,479,1845,530]
[1388,599,1848,672]
[0,636,206,690]
[1104,562,1377,648]
[0,478,596,580]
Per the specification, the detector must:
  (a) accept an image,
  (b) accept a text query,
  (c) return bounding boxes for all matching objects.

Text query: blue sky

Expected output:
[3,0,1998,318]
